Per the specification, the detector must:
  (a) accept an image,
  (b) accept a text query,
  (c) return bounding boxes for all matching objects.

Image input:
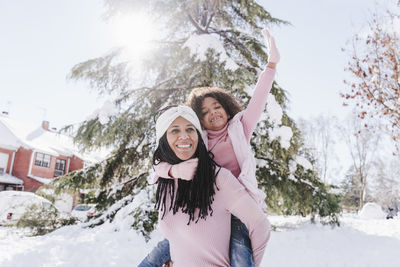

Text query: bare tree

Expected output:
[372,157,400,210]
[298,114,337,183]
[342,1,400,150]
[338,112,381,210]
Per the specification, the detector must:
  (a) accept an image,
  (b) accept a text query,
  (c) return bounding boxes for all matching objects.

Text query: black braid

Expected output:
[154,130,220,224]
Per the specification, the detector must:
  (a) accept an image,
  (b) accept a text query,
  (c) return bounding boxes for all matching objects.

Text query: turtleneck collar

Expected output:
[207,123,229,139]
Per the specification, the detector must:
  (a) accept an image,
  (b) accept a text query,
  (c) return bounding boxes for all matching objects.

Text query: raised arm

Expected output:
[242,29,280,142]
[217,169,271,266]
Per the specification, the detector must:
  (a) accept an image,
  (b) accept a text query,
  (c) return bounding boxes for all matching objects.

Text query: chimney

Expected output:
[42,120,50,131]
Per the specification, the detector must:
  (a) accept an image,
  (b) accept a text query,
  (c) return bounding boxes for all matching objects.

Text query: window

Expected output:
[35,152,51,168]
[0,152,8,174]
[54,158,66,177]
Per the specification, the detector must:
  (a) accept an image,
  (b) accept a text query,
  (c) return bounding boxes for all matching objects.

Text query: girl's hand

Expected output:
[262,29,280,64]
[169,158,198,181]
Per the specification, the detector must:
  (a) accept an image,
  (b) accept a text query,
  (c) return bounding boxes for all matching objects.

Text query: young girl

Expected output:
[139,29,279,267]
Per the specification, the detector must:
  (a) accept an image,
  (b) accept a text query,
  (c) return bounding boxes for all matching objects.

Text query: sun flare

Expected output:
[110,12,159,61]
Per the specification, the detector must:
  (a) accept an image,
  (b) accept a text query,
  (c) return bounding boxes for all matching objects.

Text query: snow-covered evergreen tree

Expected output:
[53,0,341,234]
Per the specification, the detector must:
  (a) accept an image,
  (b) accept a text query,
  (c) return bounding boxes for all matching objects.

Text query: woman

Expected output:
[148,105,270,266]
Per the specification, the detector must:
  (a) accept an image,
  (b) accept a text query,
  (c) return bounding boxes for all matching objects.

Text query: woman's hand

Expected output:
[169,158,198,181]
[262,29,280,66]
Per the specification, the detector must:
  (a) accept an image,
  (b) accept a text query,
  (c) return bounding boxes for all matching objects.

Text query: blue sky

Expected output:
[0,0,382,130]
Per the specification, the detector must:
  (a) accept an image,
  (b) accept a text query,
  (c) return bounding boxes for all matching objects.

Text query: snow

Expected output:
[299,178,316,189]
[27,175,52,185]
[1,214,399,267]
[0,174,23,185]
[256,158,269,168]
[183,33,239,71]
[36,189,73,213]
[359,202,386,220]
[247,82,292,150]
[288,173,297,182]
[53,193,74,214]
[0,119,20,150]
[269,126,293,149]
[0,191,51,212]
[289,156,313,175]
[0,191,53,224]
[266,94,283,125]
[265,215,400,267]
[295,156,313,170]
[86,100,119,125]
[257,94,293,149]
[288,160,297,173]
[79,189,91,194]
[0,223,164,267]
[0,115,72,156]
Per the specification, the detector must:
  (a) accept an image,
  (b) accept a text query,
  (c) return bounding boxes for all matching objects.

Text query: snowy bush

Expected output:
[16,204,76,236]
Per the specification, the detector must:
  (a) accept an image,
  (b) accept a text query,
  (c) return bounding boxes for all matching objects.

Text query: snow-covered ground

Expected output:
[0,214,399,267]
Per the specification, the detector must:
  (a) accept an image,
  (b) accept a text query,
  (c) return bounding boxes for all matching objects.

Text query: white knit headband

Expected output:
[155,106,202,144]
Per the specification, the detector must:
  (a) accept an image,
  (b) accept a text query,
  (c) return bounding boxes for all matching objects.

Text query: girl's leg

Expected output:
[138,239,171,267]
[230,215,255,267]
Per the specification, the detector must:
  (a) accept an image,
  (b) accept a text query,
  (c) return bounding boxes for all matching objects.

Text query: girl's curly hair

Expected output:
[186,87,242,123]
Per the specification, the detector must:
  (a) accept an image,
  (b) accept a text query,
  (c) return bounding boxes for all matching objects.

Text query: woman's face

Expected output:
[166,116,199,161]
[200,97,229,131]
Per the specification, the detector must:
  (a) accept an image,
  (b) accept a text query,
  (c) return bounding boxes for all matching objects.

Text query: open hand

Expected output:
[262,29,280,64]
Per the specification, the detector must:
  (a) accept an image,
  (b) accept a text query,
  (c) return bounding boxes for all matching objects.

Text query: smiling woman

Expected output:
[143,105,270,266]
[110,12,158,61]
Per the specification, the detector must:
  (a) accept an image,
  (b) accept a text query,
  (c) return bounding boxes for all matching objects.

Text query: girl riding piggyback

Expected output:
[140,29,280,267]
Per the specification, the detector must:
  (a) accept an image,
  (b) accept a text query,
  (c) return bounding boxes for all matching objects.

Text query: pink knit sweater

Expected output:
[158,168,270,267]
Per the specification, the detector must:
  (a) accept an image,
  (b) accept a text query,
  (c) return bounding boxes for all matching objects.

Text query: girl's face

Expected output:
[200,97,229,131]
[166,116,198,161]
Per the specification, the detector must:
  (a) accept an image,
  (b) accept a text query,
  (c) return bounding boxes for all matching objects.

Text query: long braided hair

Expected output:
[153,130,220,225]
